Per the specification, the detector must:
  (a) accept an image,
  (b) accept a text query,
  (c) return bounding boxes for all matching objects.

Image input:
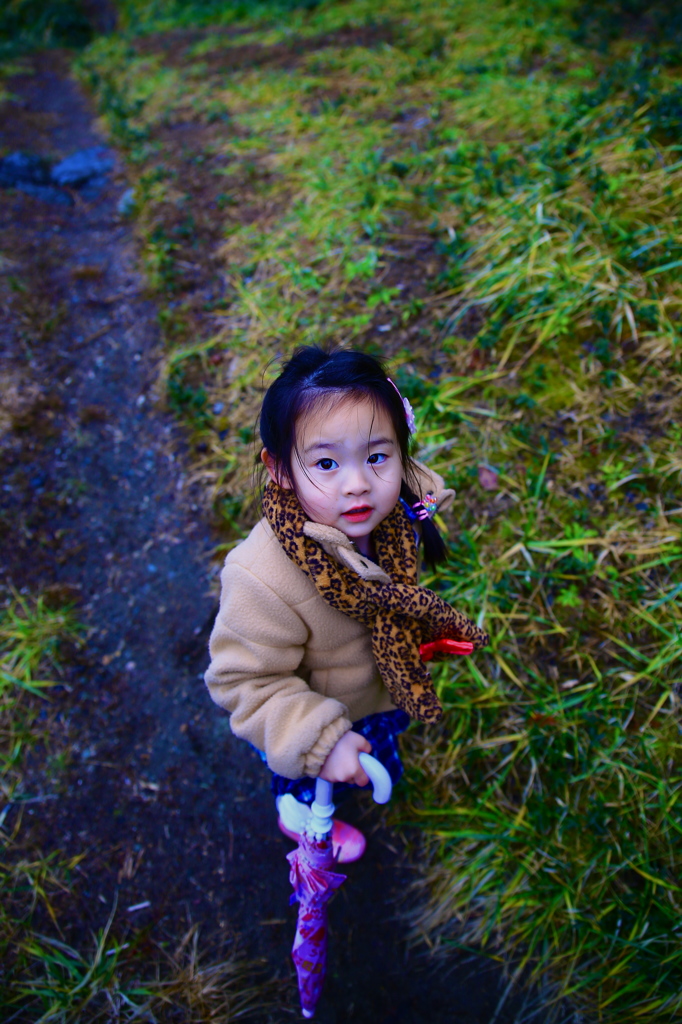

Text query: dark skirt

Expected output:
[266,709,410,806]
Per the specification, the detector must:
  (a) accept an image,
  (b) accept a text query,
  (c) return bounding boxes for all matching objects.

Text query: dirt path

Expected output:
[0,51,544,1024]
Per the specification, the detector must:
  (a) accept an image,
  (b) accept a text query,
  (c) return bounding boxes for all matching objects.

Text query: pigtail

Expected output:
[400,479,447,570]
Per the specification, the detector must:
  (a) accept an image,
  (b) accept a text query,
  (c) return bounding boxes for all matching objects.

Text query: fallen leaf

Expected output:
[478,465,499,491]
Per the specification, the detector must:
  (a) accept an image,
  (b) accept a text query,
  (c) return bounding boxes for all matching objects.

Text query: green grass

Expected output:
[0,592,85,1009]
[0,0,93,58]
[117,0,322,35]
[73,0,682,1017]
[0,591,81,808]
[15,914,272,1023]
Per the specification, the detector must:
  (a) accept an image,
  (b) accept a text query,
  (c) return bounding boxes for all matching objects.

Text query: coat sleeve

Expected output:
[205,560,352,780]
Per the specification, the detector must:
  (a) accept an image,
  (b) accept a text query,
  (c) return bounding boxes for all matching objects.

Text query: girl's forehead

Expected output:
[295,392,395,444]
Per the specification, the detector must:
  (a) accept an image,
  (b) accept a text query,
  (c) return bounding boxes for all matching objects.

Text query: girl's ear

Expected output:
[261,448,292,488]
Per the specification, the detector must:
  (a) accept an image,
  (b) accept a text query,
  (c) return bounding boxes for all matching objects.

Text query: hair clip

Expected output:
[400,492,438,522]
[387,377,416,435]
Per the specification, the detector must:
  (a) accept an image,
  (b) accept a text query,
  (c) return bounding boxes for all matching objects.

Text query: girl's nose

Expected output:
[343,464,371,494]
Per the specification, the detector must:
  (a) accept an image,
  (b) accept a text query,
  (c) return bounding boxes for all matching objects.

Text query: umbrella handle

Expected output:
[358,753,392,804]
[308,755,393,838]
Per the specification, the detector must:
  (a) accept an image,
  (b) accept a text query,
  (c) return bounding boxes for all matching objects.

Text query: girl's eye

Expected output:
[316,458,338,471]
[367,452,388,465]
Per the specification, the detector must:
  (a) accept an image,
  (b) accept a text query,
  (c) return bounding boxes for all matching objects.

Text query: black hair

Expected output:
[259,346,447,568]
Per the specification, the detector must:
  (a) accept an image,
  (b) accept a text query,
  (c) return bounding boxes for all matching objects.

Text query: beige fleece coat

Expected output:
[205,467,453,780]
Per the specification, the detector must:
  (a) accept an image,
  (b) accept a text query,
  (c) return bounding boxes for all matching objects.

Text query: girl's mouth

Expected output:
[342,506,373,523]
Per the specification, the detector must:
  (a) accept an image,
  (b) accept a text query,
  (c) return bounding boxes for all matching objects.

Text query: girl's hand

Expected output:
[319,731,372,786]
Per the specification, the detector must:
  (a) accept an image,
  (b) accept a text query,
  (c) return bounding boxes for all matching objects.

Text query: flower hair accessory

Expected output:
[387,377,416,435]
[400,492,438,522]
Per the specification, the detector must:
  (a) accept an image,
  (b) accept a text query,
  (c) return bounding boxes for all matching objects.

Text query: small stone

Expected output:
[0,152,51,187]
[51,147,114,188]
[117,187,136,216]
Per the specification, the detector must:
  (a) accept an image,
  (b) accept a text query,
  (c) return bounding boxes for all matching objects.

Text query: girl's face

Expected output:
[264,395,403,558]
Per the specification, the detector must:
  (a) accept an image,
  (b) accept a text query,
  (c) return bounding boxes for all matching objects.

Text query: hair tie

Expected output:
[400,493,438,522]
[387,378,416,435]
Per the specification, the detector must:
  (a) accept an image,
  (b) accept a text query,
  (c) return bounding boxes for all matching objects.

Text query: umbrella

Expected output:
[286,753,392,1018]
[284,642,469,1016]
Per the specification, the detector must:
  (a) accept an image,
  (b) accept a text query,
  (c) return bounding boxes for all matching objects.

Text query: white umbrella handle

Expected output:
[359,752,392,804]
[308,754,392,837]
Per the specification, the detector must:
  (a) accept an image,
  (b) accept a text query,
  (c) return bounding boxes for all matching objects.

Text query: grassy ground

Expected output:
[4,0,682,1018]
[0,593,272,1019]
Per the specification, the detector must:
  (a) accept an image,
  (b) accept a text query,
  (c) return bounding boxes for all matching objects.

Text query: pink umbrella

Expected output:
[285,754,392,1018]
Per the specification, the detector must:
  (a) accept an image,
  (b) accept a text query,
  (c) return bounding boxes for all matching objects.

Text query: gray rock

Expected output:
[7,181,74,206]
[51,147,114,187]
[79,175,109,200]
[0,152,51,188]
[117,187,136,216]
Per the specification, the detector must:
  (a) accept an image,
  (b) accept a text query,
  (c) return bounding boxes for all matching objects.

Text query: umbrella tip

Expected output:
[301,1010,314,1019]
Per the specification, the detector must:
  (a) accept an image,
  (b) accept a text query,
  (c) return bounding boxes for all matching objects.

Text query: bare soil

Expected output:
[0,50,544,1024]
[132,21,396,72]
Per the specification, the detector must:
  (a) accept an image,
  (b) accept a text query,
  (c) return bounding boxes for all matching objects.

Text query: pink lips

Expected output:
[342,506,373,523]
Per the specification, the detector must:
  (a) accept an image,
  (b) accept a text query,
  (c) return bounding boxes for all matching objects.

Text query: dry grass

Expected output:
[17,919,279,1023]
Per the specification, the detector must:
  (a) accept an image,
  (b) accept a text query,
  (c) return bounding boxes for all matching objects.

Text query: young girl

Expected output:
[205,346,488,859]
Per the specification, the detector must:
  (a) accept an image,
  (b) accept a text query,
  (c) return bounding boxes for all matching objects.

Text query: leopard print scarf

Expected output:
[262,482,489,724]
